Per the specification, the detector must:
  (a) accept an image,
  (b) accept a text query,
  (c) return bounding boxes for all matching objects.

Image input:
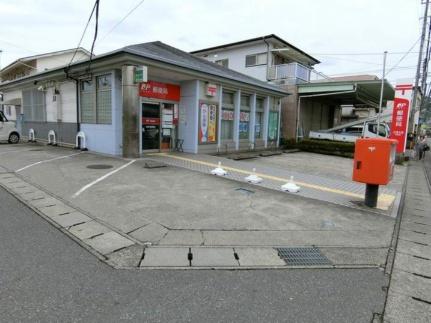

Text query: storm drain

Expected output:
[276,247,332,266]
[235,188,255,195]
[86,164,114,170]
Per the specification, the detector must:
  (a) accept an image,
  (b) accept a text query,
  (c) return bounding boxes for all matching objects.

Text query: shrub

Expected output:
[281,138,355,157]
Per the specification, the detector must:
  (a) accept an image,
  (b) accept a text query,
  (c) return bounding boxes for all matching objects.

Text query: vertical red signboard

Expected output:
[389,97,410,153]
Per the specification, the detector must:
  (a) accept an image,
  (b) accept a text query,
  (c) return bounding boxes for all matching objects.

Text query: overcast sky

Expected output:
[0,0,425,84]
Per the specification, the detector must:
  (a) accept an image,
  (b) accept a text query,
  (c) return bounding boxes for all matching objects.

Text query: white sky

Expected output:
[0,0,425,84]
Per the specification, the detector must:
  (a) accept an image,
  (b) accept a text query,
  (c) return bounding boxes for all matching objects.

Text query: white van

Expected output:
[0,110,20,144]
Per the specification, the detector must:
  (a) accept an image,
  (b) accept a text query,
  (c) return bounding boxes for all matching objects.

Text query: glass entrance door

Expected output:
[142,103,160,150]
[161,103,175,150]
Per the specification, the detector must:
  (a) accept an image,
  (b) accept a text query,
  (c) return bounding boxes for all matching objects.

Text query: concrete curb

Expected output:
[0,168,397,271]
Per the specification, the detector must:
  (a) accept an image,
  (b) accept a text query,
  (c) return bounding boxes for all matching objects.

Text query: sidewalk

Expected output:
[384,156,431,322]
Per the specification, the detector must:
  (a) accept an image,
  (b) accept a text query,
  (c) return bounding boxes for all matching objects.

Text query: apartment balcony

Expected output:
[268,62,327,84]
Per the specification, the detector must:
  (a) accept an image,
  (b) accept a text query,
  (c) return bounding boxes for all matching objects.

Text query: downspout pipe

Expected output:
[263,37,270,81]
[295,89,357,141]
[63,68,80,134]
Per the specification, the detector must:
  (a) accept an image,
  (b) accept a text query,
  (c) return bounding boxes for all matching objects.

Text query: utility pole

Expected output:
[412,0,430,134]
[377,51,387,137]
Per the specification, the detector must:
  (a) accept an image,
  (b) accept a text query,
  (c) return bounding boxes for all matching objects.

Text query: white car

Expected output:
[0,110,20,144]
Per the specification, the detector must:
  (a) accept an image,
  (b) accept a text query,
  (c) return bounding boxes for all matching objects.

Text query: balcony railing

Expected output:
[268,63,328,84]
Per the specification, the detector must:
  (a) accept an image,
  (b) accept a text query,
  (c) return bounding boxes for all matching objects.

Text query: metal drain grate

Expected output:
[276,247,332,266]
[235,187,255,195]
[86,164,113,169]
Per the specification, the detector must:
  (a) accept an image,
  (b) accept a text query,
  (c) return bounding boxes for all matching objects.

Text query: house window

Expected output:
[255,98,264,139]
[80,73,112,124]
[245,53,267,67]
[221,91,234,140]
[239,95,250,139]
[215,59,229,68]
[22,88,46,122]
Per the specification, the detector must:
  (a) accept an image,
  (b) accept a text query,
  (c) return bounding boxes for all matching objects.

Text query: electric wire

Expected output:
[87,0,100,72]
[96,0,146,46]
[386,36,421,76]
[67,0,98,70]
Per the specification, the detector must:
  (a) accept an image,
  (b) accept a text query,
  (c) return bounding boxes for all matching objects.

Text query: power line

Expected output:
[96,0,146,46]
[87,0,100,72]
[67,0,98,70]
[386,36,421,76]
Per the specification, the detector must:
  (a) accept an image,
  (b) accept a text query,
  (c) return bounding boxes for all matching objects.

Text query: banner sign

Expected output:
[222,109,234,121]
[389,83,413,153]
[199,102,217,143]
[240,111,250,122]
[139,81,181,101]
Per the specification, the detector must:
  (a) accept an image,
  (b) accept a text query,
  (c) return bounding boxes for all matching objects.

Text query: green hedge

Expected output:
[281,138,355,157]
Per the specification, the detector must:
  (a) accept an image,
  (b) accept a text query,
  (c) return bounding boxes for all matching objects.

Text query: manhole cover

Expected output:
[86,164,113,170]
[276,247,332,266]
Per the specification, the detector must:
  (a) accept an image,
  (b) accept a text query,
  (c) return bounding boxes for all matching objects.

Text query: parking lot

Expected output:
[0,143,406,268]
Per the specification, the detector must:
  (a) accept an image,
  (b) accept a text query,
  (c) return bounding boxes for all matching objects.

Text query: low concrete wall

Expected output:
[23,121,77,145]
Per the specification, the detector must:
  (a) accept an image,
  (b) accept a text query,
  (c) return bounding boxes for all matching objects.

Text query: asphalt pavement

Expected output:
[0,186,389,322]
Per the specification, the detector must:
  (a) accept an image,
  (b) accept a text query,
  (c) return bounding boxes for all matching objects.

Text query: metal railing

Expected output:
[268,63,328,84]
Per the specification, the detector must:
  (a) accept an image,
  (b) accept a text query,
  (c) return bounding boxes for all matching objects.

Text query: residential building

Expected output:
[191,34,322,85]
[0,48,90,121]
[192,35,394,140]
[0,42,286,156]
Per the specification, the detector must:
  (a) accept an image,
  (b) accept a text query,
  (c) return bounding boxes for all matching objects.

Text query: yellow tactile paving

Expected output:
[149,153,396,211]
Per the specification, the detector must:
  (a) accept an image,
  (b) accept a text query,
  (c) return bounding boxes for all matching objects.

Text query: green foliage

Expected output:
[281,138,355,157]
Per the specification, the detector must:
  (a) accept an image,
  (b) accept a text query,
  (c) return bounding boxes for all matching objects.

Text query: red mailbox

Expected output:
[352,138,397,207]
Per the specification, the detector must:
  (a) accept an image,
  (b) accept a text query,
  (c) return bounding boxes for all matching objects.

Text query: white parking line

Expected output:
[16,152,83,172]
[72,159,136,198]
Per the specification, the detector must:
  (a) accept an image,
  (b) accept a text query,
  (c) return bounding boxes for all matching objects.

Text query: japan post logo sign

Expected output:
[389,98,410,153]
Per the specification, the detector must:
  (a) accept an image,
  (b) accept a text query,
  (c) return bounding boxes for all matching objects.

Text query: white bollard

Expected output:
[75,131,88,151]
[47,130,57,146]
[245,168,263,184]
[281,176,300,193]
[28,129,36,142]
[211,161,228,176]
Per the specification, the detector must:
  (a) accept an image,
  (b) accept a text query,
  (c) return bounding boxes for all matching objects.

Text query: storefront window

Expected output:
[268,111,279,141]
[255,98,264,139]
[239,95,250,140]
[221,92,234,140]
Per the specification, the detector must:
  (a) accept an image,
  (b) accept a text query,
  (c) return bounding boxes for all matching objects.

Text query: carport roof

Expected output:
[297,79,395,106]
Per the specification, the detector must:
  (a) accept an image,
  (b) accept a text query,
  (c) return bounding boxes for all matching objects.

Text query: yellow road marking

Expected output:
[149,153,396,208]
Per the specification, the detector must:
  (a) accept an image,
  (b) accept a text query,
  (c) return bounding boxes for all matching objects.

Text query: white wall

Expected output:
[36,51,90,72]
[1,89,22,120]
[45,81,77,123]
[80,70,122,156]
[198,43,270,82]
[178,80,199,153]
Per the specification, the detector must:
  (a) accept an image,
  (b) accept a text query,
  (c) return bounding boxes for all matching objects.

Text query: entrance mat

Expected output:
[276,247,332,266]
